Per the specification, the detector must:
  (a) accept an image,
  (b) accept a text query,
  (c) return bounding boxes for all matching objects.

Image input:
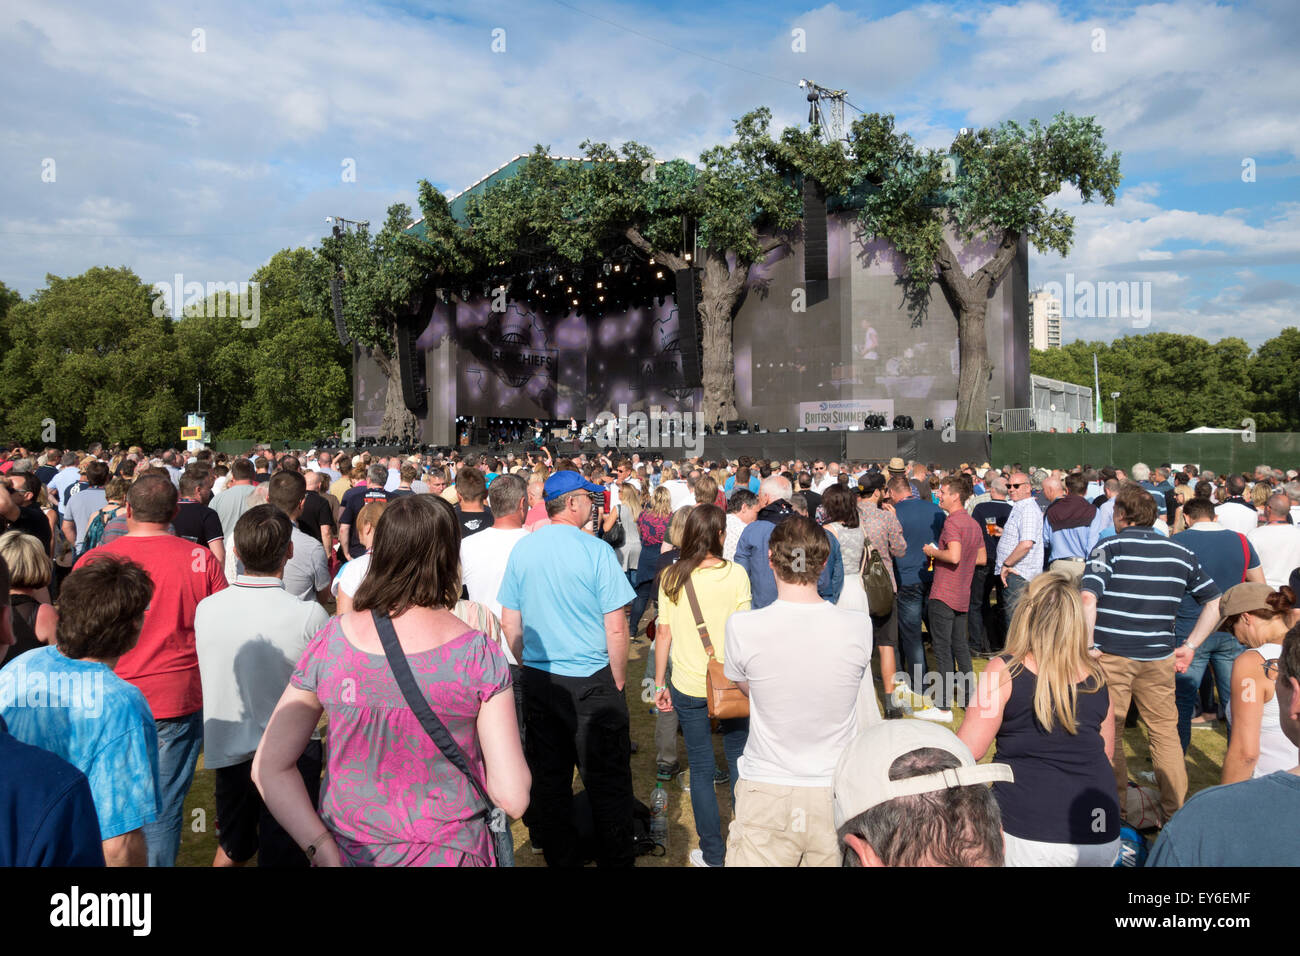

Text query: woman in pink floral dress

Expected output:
[254,495,530,866]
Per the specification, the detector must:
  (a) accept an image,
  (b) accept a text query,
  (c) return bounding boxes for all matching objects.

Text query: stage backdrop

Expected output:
[354,212,1028,436]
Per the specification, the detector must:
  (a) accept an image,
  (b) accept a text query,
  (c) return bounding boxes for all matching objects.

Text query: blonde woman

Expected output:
[652,504,751,867]
[0,530,58,664]
[958,572,1119,866]
[1218,583,1299,784]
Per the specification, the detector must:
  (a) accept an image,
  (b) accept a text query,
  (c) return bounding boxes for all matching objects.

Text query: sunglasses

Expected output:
[1008,482,1027,489]
[1263,659,1280,680]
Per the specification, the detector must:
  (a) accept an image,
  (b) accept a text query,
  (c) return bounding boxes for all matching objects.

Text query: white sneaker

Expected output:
[689,848,717,867]
[912,706,954,723]
[890,675,930,714]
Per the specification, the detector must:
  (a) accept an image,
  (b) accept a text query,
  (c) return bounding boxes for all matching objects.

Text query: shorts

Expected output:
[214,739,322,866]
[870,604,898,650]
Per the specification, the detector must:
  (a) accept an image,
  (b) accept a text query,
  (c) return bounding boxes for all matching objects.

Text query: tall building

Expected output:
[1029,288,1062,350]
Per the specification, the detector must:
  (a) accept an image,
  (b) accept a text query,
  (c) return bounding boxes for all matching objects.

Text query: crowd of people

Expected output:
[1,440,1298,867]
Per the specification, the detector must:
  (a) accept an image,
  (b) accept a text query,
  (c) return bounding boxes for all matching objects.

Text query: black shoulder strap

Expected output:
[372,610,493,814]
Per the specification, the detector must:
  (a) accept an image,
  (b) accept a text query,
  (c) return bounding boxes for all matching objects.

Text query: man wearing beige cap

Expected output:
[833,720,1012,866]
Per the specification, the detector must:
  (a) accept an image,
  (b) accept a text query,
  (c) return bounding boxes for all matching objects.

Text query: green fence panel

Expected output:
[989,433,1300,474]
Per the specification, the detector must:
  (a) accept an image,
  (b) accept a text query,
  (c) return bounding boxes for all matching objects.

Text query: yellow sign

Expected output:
[181,426,202,440]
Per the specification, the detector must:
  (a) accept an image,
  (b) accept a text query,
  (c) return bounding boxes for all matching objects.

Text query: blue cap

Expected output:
[543,470,606,501]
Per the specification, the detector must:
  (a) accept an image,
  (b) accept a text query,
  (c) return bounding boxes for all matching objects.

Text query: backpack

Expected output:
[81,504,122,553]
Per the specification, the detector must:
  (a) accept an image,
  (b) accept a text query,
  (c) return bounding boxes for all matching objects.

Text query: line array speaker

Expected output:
[673,267,703,388]
[395,321,426,414]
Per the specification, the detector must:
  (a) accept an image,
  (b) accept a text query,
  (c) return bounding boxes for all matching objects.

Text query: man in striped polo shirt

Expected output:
[1080,483,1221,822]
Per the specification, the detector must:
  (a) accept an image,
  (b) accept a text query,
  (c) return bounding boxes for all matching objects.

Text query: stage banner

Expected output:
[798,398,894,430]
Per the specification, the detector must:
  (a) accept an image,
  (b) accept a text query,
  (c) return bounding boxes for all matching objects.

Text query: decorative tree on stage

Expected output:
[303,183,469,442]
[837,112,1122,430]
[464,109,829,427]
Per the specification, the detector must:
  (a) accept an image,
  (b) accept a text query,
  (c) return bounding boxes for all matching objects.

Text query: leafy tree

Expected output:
[1249,328,1300,431]
[303,184,469,441]
[0,267,184,448]
[464,109,813,425]
[842,113,1122,429]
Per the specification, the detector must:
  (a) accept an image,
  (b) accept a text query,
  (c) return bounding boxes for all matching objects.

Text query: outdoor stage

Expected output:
[371,429,992,468]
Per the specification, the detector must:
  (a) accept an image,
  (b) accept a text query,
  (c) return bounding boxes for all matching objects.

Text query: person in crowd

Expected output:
[498,471,635,867]
[299,469,337,560]
[790,492,809,517]
[333,501,386,614]
[453,466,495,539]
[256,471,331,605]
[920,475,982,720]
[1169,497,1262,749]
[73,473,227,866]
[958,572,1119,865]
[797,471,821,517]
[0,556,160,866]
[1216,583,1300,784]
[889,474,945,694]
[257,496,529,867]
[834,720,1011,867]
[735,475,843,610]
[723,489,759,562]
[1043,472,1097,580]
[1081,482,1220,823]
[823,485,872,620]
[0,472,53,556]
[1148,626,1300,866]
[855,473,907,703]
[172,471,225,567]
[612,481,644,599]
[994,471,1044,625]
[196,505,330,867]
[724,516,876,866]
[1215,474,1258,535]
[0,553,108,866]
[1247,494,1300,589]
[338,463,390,560]
[47,452,82,516]
[968,474,1012,657]
[62,458,109,555]
[211,458,259,534]
[386,463,419,500]
[0,530,57,662]
[652,504,751,867]
[632,486,673,636]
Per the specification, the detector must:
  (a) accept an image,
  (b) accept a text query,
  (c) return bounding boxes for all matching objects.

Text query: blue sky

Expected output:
[2,0,1297,346]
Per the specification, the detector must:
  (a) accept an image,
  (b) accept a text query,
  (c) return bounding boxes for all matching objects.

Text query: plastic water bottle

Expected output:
[649,782,669,849]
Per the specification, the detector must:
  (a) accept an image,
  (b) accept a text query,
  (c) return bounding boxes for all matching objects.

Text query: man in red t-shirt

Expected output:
[921,475,983,717]
[75,472,227,866]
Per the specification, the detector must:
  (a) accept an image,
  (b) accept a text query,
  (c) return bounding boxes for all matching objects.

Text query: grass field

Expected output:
[176,628,1230,868]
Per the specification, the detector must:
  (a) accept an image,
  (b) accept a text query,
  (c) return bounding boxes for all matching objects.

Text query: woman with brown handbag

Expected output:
[652,504,752,867]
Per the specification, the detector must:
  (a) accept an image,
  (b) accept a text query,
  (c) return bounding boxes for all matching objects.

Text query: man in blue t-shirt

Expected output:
[0,555,105,867]
[0,556,161,866]
[1169,497,1263,751]
[888,474,945,689]
[1148,629,1300,866]
[499,470,636,868]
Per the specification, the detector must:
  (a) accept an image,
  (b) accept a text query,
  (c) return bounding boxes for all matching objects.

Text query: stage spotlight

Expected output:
[817,426,830,432]
[461,288,470,301]
[923,418,934,430]
[778,427,789,433]
[796,427,807,433]
[603,261,612,275]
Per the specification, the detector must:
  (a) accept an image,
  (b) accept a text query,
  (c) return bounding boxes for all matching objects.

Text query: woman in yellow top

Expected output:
[652,504,752,867]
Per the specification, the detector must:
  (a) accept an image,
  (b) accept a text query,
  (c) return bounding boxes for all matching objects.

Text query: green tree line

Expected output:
[1030,331,1300,432]
[0,249,350,449]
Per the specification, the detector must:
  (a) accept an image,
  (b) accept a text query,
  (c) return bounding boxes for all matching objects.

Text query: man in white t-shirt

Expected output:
[660,466,692,512]
[1215,474,1259,535]
[724,514,876,867]
[1248,494,1300,589]
[460,474,529,666]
